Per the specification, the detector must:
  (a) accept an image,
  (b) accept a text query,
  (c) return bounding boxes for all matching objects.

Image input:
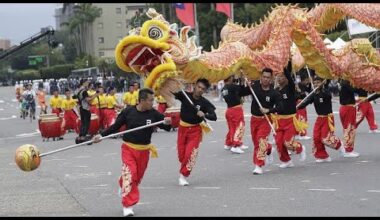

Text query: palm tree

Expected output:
[67,3,102,57]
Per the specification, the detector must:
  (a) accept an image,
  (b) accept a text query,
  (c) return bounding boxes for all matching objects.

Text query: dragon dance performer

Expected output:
[295,70,312,140]
[49,89,62,117]
[93,88,172,217]
[221,75,248,154]
[264,61,307,168]
[37,87,47,115]
[338,79,360,158]
[241,68,279,175]
[355,88,380,133]
[173,78,217,186]
[88,82,100,118]
[122,84,138,108]
[61,89,78,132]
[297,76,345,162]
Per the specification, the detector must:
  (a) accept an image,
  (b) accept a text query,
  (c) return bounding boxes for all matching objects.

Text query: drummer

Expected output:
[49,89,62,117]
[103,87,124,129]
[61,89,79,132]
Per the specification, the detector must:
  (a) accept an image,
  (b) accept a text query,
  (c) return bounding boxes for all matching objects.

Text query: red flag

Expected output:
[175,3,195,28]
[216,3,231,18]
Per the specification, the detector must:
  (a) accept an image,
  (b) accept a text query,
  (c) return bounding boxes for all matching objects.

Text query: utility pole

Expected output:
[211,3,217,49]
[194,3,200,46]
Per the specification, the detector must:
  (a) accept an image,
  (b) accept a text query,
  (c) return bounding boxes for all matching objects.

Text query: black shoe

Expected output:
[75,137,85,144]
[58,137,64,140]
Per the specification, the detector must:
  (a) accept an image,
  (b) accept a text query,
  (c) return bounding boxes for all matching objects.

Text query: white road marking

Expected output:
[12,99,18,102]
[360,198,369,201]
[329,172,341,175]
[64,171,112,179]
[103,152,117,157]
[249,187,280,190]
[0,100,4,103]
[140,186,165,189]
[194,187,221,190]
[367,190,380,193]
[136,202,151,205]
[301,180,311,183]
[0,108,4,111]
[16,131,40,137]
[74,155,91,159]
[308,188,336,192]
[210,140,218,143]
[0,115,17,120]
[73,165,88,168]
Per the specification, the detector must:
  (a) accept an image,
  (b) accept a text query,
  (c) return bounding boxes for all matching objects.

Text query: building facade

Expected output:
[0,38,11,50]
[55,3,148,58]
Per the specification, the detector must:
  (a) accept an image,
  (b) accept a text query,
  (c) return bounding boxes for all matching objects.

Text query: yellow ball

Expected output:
[15,144,41,172]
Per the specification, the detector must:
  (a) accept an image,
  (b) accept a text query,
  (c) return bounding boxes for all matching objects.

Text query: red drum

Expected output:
[75,114,100,135]
[164,107,180,129]
[38,114,66,141]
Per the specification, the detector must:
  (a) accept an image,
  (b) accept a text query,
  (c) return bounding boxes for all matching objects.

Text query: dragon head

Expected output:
[115,8,202,100]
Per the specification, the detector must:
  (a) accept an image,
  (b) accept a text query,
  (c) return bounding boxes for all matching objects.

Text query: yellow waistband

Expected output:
[358,97,368,101]
[342,104,355,107]
[179,120,211,135]
[124,142,158,158]
[251,115,266,119]
[271,113,308,133]
[317,113,335,132]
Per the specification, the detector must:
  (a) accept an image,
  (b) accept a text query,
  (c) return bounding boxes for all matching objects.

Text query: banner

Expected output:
[216,3,232,18]
[175,3,195,28]
[347,18,378,35]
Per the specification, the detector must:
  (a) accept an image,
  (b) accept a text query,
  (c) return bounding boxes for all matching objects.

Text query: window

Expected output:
[98,37,104,44]
[116,8,121,14]
[99,51,105,57]
[116,22,122,28]
[98,22,103,29]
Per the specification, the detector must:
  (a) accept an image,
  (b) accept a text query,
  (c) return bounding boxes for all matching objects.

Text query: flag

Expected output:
[175,3,195,28]
[216,3,231,18]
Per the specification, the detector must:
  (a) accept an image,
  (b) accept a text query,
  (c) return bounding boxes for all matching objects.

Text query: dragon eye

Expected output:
[148,26,163,40]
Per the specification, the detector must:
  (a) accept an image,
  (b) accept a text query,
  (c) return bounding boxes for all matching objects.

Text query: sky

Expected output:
[0,3,59,45]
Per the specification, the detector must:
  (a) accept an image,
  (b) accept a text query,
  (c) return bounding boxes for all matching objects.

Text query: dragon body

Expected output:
[115,4,380,105]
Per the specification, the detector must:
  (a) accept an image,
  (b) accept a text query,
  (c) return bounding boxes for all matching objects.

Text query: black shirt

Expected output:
[173,91,217,124]
[355,88,368,97]
[296,83,312,100]
[100,106,171,145]
[297,85,332,116]
[276,61,297,115]
[339,80,355,105]
[221,84,245,108]
[241,80,279,116]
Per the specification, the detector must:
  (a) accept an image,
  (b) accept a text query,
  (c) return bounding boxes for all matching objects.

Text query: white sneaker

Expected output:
[224,145,231,150]
[240,144,249,150]
[288,150,292,155]
[268,139,275,145]
[369,129,380,134]
[230,147,244,154]
[294,135,301,140]
[299,145,306,162]
[344,151,360,158]
[123,206,134,217]
[265,152,274,165]
[299,136,311,140]
[179,174,189,186]
[253,166,263,175]
[279,160,294,168]
[315,157,332,163]
[339,146,346,157]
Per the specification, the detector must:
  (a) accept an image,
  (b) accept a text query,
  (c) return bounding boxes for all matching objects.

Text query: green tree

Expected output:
[65,3,102,56]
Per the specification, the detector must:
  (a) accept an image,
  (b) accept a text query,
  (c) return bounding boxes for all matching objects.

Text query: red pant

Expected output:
[63,110,78,130]
[339,105,356,152]
[51,108,61,117]
[296,100,308,136]
[250,116,272,167]
[225,105,245,147]
[177,124,202,177]
[157,103,167,114]
[103,109,116,129]
[119,143,150,207]
[356,101,378,130]
[274,117,303,162]
[90,105,99,117]
[313,115,342,159]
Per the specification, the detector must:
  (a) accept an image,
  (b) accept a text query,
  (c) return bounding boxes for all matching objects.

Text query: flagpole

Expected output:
[231,3,234,22]
[194,3,200,46]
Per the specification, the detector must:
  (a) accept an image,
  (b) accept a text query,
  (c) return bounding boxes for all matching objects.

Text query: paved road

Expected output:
[1,86,380,216]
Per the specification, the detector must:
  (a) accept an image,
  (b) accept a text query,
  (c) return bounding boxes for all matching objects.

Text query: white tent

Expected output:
[323,38,333,45]
[331,38,346,50]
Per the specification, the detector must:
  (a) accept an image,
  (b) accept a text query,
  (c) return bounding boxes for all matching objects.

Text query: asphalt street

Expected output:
[1,86,380,217]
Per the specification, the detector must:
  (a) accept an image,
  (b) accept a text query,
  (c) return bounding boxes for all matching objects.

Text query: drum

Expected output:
[38,115,66,141]
[75,113,100,135]
[164,107,180,129]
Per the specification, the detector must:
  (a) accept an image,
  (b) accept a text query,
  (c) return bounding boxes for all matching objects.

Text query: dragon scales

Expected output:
[114,4,380,106]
